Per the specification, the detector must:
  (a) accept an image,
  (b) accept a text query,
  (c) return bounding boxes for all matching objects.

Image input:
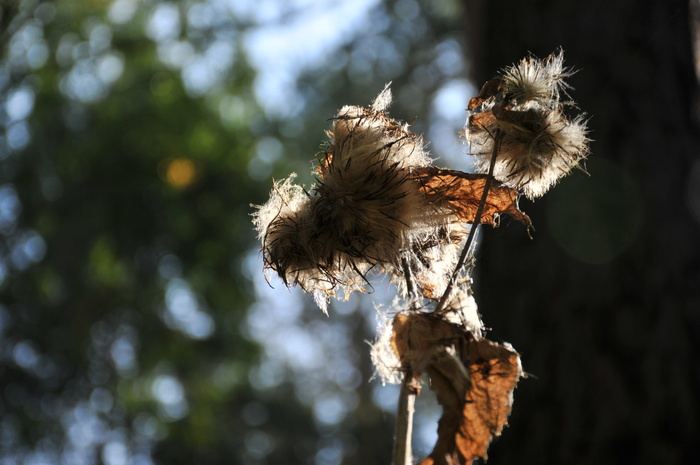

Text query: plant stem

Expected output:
[393,373,417,465]
[435,131,502,314]
[401,256,417,299]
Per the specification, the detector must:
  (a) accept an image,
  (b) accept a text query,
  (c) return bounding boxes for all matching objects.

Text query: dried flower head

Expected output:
[499,50,570,108]
[254,54,590,465]
[314,87,436,269]
[465,50,590,199]
[253,85,466,310]
[252,174,355,309]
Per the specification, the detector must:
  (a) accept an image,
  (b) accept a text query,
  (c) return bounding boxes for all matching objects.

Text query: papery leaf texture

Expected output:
[411,167,531,229]
[390,313,522,465]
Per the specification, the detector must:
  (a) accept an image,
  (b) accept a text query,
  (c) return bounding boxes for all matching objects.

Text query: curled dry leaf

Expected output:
[468,77,503,111]
[391,312,465,380]
[412,166,532,230]
[458,338,522,463]
[391,313,522,465]
[423,337,521,465]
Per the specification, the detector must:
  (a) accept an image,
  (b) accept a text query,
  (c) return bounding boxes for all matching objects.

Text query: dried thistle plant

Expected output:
[252,50,589,465]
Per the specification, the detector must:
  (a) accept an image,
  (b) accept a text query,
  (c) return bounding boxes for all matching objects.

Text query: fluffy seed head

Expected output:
[500,49,571,109]
[466,50,590,199]
[471,110,589,198]
[315,100,439,263]
[253,85,466,310]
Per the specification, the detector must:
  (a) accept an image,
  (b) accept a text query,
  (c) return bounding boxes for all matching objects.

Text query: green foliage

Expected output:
[0,0,468,463]
[1,0,265,461]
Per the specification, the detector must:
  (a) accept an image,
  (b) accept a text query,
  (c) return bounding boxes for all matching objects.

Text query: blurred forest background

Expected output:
[1,0,699,464]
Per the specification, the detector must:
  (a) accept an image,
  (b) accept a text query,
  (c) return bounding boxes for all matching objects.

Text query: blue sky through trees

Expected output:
[0,1,475,463]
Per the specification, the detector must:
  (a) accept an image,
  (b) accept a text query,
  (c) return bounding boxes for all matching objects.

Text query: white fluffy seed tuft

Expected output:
[500,49,570,108]
[466,50,590,199]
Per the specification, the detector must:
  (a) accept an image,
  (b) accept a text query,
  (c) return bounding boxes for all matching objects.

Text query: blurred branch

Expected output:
[393,373,418,465]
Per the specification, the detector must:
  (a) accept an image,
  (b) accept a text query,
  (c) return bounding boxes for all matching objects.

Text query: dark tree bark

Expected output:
[461,1,700,464]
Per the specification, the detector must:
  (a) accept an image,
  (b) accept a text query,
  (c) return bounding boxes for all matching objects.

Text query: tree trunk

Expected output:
[461,1,700,464]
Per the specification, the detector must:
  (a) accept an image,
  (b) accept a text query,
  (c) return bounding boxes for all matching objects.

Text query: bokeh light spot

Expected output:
[163,157,197,189]
[5,86,35,122]
[151,374,189,421]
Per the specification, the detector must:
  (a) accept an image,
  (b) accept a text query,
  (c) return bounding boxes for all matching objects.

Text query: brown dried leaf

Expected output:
[467,97,485,112]
[391,313,464,377]
[420,348,471,465]
[419,336,522,465]
[459,338,521,462]
[390,313,522,465]
[468,78,503,111]
[478,77,503,99]
[412,167,532,228]
[468,111,497,131]
[421,283,438,300]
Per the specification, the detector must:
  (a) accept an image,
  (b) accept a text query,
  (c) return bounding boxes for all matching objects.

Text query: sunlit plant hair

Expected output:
[252,85,466,311]
[466,49,590,199]
[500,50,569,108]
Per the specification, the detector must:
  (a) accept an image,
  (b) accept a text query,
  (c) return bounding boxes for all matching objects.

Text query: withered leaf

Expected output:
[467,78,504,113]
[390,313,522,465]
[421,282,438,300]
[478,77,503,99]
[468,78,503,111]
[420,347,470,465]
[459,338,521,463]
[468,111,497,131]
[412,167,532,229]
[419,335,522,465]
[391,312,465,379]
[467,97,485,112]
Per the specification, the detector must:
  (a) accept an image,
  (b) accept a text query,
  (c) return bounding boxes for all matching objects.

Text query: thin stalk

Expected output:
[391,258,420,465]
[401,255,417,299]
[393,373,417,465]
[435,131,502,314]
